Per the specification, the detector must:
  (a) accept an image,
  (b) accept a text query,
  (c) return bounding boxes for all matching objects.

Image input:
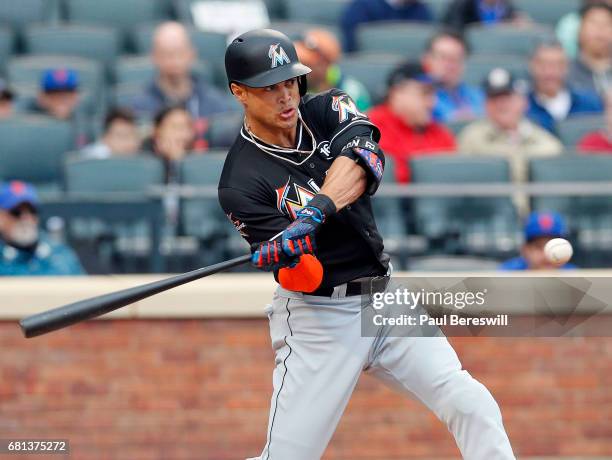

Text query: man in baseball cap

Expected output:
[500,211,577,270]
[368,60,457,183]
[36,68,80,120]
[0,78,14,119]
[0,181,84,275]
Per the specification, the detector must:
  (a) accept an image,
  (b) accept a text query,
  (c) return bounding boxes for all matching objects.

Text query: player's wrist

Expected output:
[304,194,337,222]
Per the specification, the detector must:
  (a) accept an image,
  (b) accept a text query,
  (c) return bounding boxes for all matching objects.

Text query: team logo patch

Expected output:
[331,95,364,123]
[226,212,248,237]
[268,43,291,68]
[275,179,319,220]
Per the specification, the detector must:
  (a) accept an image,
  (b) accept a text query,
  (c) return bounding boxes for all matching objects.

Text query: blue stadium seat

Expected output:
[65,0,168,31]
[0,0,59,31]
[463,54,529,86]
[513,0,581,26]
[0,115,75,190]
[23,24,121,68]
[64,156,165,192]
[268,21,341,41]
[411,155,519,255]
[0,26,15,74]
[558,114,605,148]
[206,111,244,148]
[179,152,231,242]
[286,0,350,25]
[356,22,437,56]
[113,55,215,86]
[423,0,453,21]
[338,53,404,103]
[467,24,553,57]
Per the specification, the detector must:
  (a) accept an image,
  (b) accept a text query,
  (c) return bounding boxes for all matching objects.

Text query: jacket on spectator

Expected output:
[340,0,433,52]
[0,233,84,276]
[443,0,516,30]
[433,82,485,123]
[368,103,456,183]
[569,57,612,97]
[526,89,603,135]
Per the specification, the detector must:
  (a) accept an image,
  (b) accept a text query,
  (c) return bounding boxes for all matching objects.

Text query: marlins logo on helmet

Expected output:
[268,43,291,68]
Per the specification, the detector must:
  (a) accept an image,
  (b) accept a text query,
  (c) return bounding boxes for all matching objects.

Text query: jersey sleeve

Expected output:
[314,89,382,158]
[218,186,291,246]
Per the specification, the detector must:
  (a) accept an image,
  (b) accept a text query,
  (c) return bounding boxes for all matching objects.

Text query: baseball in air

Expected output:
[544,238,573,265]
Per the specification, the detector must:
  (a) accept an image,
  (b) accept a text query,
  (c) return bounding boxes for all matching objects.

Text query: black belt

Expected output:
[307,275,390,297]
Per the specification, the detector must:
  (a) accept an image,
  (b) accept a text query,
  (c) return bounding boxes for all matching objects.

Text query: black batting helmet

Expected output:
[225,29,311,96]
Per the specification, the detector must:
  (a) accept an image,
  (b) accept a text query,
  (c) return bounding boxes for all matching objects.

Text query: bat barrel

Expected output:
[19,254,251,338]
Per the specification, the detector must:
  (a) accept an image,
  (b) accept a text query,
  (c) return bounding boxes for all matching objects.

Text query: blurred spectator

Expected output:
[368,61,456,183]
[340,0,433,52]
[578,89,612,152]
[143,106,196,182]
[130,21,233,148]
[0,181,84,276]
[295,29,371,111]
[459,68,562,182]
[0,78,15,119]
[29,68,90,147]
[81,108,141,159]
[443,0,523,30]
[422,29,485,123]
[527,39,603,134]
[569,2,612,96]
[500,211,577,270]
[556,0,611,59]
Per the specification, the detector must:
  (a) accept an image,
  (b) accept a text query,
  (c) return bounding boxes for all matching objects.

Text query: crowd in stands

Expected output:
[0,0,611,274]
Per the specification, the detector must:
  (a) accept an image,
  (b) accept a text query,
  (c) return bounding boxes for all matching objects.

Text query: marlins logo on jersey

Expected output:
[276,178,319,220]
[268,43,291,68]
[331,94,364,123]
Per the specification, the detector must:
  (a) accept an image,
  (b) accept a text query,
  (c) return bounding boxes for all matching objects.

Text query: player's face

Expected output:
[240,78,300,130]
[522,237,558,270]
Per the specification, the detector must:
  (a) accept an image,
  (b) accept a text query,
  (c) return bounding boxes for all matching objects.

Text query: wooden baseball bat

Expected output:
[19,254,251,338]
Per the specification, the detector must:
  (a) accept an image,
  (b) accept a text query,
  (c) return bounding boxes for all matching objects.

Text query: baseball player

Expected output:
[218,29,515,460]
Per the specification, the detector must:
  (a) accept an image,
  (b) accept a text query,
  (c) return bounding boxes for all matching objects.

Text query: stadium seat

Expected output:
[23,24,121,68]
[411,156,519,255]
[0,0,59,31]
[338,53,404,103]
[64,156,165,193]
[447,119,473,135]
[268,21,341,41]
[463,54,529,87]
[557,114,605,147]
[513,0,581,26]
[113,55,215,86]
[207,111,244,148]
[64,0,168,31]
[356,22,437,57]
[286,0,350,25]
[0,115,75,189]
[7,55,104,95]
[467,24,553,57]
[179,152,230,241]
[111,83,145,110]
[0,26,15,74]
[407,255,500,271]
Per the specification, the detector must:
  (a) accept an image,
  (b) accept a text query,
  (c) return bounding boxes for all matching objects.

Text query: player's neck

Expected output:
[245,115,297,148]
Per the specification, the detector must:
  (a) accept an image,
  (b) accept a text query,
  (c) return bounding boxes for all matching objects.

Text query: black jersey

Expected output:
[218,89,389,289]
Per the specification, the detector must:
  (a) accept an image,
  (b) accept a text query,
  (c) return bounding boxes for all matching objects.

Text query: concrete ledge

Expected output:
[2,270,612,320]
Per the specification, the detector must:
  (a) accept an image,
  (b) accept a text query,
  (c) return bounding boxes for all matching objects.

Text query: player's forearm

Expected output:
[319,156,367,211]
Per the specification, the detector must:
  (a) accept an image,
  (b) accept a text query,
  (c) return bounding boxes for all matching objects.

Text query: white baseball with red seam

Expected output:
[544,238,573,265]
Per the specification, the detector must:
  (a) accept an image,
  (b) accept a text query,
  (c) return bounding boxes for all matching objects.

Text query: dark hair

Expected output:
[153,104,189,128]
[580,1,612,17]
[104,107,136,132]
[425,28,470,55]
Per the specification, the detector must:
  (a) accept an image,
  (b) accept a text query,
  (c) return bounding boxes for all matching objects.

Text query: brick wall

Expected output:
[1,319,611,460]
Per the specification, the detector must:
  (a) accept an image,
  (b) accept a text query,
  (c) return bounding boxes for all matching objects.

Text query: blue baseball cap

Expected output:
[524,211,568,242]
[0,181,39,211]
[41,68,79,93]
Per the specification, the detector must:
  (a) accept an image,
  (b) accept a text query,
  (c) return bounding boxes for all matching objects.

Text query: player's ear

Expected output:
[231,83,247,105]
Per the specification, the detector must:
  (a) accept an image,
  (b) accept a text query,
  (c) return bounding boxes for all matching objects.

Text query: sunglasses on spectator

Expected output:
[9,205,37,217]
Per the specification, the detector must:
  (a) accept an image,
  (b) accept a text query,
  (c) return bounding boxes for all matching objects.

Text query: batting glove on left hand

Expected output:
[281,194,336,257]
[251,240,298,272]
